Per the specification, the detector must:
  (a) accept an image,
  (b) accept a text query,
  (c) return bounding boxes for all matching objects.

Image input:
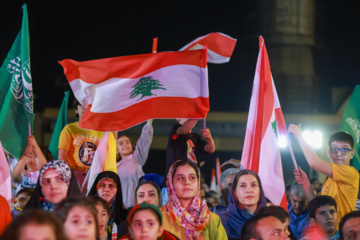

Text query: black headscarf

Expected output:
[24,160,81,211]
[88,171,126,225]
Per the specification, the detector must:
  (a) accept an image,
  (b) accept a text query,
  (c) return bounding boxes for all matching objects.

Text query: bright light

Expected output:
[302,130,323,148]
[278,135,288,148]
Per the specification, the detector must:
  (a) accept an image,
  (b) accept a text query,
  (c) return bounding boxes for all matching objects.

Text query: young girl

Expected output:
[1,209,67,240]
[116,120,153,208]
[161,160,227,239]
[93,197,111,240]
[135,180,162,207]
[218,170,267,240]
[55,196,99,240]
[122,202,178,240]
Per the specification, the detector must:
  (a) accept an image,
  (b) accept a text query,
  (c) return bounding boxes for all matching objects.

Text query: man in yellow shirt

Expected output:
[289,125,359,223]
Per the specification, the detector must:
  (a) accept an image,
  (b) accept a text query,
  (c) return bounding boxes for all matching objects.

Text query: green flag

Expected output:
[48,91,69,159]
[0,4,35,159]
[339,85,360,170]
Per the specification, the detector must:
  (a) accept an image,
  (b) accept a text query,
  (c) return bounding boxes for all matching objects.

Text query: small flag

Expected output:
[0,4,35,159]
[241,36,288,210]
[48,91,69,159]
[83,132,117,195]
[210,168,219,194]
[179,32,237,64]
[339,85,360,170]
[216,157,222,191]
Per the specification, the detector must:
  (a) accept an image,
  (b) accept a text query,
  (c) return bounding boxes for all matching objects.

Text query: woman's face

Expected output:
[129,209,163,240]
[117,136,133,157]
[97,179,117,203]
[173,164,198,201]
[235,174,260,211]
[19,223,56,240]
[136,183,159,206]
[95,203,109,238]
[64,206,96,240]
[41,169,69,205]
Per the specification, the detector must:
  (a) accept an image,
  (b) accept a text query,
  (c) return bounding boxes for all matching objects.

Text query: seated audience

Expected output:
[339,210,360,240]
[55,196,98,240]
[0,209,67,240]
[218,169,267,240]
[24,160,81,211]
[299,195,339,240]
[240,213,290,240]
[161,160,227,239]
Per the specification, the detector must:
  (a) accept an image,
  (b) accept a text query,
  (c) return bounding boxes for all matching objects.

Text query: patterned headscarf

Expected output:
[39,160,71,187]
[166,160,209,240]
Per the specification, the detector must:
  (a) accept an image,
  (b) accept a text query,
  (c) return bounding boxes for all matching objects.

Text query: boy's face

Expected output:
[313,205,338,237]
[327,141,354,166]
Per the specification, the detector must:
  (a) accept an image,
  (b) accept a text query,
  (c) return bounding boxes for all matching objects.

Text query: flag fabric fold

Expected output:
[82,132,117,195]
[59,49,209,131]
[241,36,288,209]
[179,32,237,64]
[48,91,70,159]
[0,4,34,159]
[0,141,11,208]
[339,85,360,170]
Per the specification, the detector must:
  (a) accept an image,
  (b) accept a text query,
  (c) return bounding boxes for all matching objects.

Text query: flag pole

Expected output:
[203,118,206,130]
[28,121,31,135]
[287,135,299,170]
[152,37,158,53]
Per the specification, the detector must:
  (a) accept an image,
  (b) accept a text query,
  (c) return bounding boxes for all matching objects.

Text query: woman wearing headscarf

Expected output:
[218,170,267,240]
[161,160,227,240]
[88,171,126,239]
[24,160,81,211]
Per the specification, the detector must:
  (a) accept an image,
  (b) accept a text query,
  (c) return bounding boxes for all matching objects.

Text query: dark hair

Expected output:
[256,206,289,223]
[39,145,54,162]
[241,213,279,240]
[0,209,67,240]
[92,196,110,214]
[339,210,360,240]
[16,187,35,197]
[54,196,99,239]
[135,180,163,207]
[171,160,200,180]
[328,131,354,149]
[308,195,337,219]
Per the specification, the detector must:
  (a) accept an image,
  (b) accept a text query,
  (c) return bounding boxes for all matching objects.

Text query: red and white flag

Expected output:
[0,141,11,208]
[83,132,117,195]
[180,32,237,64]
[241,36,288,209]
[210,168,219,194]
[59,50,209,131]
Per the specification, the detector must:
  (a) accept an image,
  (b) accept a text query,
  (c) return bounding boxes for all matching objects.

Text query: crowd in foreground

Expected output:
[1,100,360,240]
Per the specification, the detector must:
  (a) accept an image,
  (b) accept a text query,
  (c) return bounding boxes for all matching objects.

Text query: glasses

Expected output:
[329,147,352,155]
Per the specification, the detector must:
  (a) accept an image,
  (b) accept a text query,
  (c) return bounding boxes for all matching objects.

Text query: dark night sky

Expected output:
[1,0,359,113]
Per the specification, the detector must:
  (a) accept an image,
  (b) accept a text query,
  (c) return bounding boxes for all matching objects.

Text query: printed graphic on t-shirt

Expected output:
[78,141,97,166]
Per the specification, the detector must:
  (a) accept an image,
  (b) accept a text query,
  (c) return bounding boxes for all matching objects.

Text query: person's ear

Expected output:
[128,227,134,238]
[310,218,317,227]
[158,225,164,237]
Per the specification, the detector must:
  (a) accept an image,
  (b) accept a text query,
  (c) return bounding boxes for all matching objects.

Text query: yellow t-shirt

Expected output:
[319,164,359,222]
[58,122,104,172]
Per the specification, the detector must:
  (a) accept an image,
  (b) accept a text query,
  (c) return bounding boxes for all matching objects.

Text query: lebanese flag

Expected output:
[83,132,117,195]
[210,168,219,194]
[0,141,11,208]
[241,36,288,210]
[59,49,209,131]
[179,32,237,64]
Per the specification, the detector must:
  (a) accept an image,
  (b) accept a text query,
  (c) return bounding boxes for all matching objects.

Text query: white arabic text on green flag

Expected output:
[48,91,69,159]
[339,85,360,170]
[0,4,34,159]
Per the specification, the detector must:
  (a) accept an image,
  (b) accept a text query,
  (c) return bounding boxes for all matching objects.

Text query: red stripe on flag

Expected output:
[59,50,207,83]
[275,108,287,135]
[79,96,209,131]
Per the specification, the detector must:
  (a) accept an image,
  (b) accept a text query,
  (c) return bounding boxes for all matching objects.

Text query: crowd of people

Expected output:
[1,99,360,240]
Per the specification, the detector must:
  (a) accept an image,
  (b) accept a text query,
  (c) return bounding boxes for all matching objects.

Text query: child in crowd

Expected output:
[299,195,339,240]
[289,126,359,222]
[116,120,153,209]
[54,196,99,240]
[93,197,111,240]
[11,135,48,194]
[11,187,34,217]
[1,209,67,240]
